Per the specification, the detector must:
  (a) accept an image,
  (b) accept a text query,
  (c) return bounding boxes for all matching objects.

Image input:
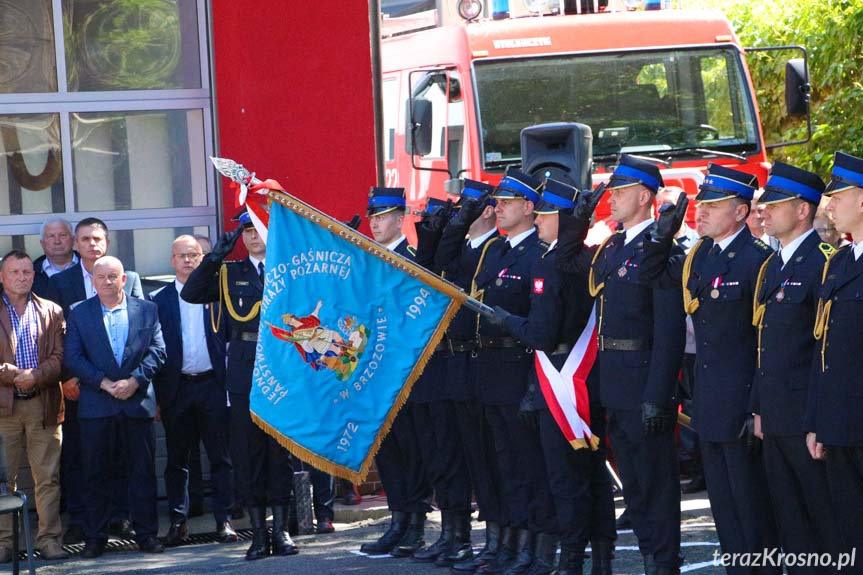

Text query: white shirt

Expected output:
[779,228,815,268]
[854,242,863,261]
[43,253,79,277]
[81,264,96,299]
[546,239,558,254]
[385,235,407,252]
[624,218,654,246]
[175,280,213,375]
[248,255,265,278]
[468,228,497,250]
[714,225,747,253]
[504,227,536,249]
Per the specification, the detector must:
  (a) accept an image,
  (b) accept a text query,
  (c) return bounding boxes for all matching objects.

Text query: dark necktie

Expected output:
[708,244,722,258]
[257,261,264,281]
[501,241,512,257]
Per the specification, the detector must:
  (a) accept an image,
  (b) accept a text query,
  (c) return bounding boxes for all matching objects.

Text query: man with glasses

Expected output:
[149,235,236,546]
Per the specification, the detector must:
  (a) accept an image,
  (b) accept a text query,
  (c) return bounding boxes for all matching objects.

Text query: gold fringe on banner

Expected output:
[246,189,468,483]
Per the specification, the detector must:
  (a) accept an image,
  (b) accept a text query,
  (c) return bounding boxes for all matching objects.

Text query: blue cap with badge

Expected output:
[695,163,758,202]
[491,168,542,203]
[461,179,496,207]
[367,186,407,216]
[760,160,824,205]
[535,179,578,214]
[607,154,664,194]
[824,151,863,196]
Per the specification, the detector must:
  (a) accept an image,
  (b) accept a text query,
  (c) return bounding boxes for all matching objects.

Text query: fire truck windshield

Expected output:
[474,47,759,168]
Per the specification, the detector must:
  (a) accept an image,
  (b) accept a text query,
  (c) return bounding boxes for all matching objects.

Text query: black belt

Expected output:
[180,370,215,383]
[598,336,650,352]
[435,339,478,354]
[550,343,573,356]
[236,332,258,342]
[478,335,521,349]
[14,392,40,401]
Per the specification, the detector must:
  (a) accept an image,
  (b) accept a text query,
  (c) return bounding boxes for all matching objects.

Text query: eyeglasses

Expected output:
[173,252,202,260]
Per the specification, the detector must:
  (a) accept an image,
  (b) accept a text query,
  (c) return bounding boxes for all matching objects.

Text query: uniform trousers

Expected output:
[539,407,615,548]
[454,398,501,522]
[0,398,63,549]
[607,408,680,568]
[374,403,431,514]
[484,403,556,533]
[701,440,780,575]
[825,445,863,575]
[763,434,844,574]
[412,400,472,512]
[228,391,293,507]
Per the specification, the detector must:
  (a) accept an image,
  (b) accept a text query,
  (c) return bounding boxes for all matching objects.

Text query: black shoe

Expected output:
[163,520,188,547]
[108,518,137,540]
[316,518,335,534]
[272,505,299,556]
[138,536,165,554]
[245,506,271,561]
[81,540,106,558]
[63,524,85,545]
[681,474,706,494]
[217,520,239,543]
[391,512,426,558]
[360,511,408,555]
[414,510,455,562]
[341,486,362,506]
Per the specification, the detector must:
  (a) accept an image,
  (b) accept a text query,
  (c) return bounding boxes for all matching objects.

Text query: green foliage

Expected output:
[682,0,863,178]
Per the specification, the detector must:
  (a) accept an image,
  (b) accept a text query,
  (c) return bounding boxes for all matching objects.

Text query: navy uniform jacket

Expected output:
[148,283,226,408]
[392,237,417,260]
[752,231,832,436]
[48,261,143,317]
[63,296,166,419]
[806,245,863,446]
[181,256,263,395]
[558,224,686,411]
[503,244,599,410]
[685,230,772,442]
[435,224,501,402]
[473,229,547,405]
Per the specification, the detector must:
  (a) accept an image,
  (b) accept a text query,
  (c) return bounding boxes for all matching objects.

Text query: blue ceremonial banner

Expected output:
[250,192,464,482]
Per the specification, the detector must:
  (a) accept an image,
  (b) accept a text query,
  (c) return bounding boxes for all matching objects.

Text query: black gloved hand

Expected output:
[641,401,675,436]
[453,196,490,228]
[211,227,243,260]
[651,191,689,243]
[738,414,762,456]
[486,305,511,327]
[419,200,453,233]
[343,215,361,230]
[573,182,608,223]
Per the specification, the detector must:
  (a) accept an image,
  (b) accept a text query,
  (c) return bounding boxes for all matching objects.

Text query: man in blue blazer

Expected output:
[149,235,236,545]
[64,256,166,558]
[46,217,143,543]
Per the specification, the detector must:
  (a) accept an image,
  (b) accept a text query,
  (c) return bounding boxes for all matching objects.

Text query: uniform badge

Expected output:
[617,266,627,278]
[495,278,503,286]
[710,288,720,299]
[533,278,545,294]
[775,289,785,302]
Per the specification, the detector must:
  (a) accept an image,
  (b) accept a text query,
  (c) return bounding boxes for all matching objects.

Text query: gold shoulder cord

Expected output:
[682,239,705,314]
[814,246,840,372]
[209,263,262,334]
[470,236,501,335]
[587,233,618,297]
[752,253,776,369]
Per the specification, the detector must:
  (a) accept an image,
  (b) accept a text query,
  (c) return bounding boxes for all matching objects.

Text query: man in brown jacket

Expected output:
[0,249,67,562]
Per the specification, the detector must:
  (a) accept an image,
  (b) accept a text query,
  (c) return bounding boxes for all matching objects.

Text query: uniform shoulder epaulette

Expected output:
[817,242,836,260]
[751,237,772,253]
[225,259,243,265]
[406,245,417,256]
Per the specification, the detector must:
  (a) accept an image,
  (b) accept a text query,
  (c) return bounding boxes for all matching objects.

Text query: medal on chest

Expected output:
[710,275,722,299]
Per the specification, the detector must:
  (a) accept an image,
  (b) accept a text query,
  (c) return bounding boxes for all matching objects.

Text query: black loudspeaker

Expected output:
[520,122,593,190]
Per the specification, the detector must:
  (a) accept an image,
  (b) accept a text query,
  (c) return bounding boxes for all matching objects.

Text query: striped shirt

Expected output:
[3,293,40,398]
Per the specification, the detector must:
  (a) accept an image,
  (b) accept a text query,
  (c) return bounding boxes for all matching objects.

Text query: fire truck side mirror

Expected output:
[785,58,809,118]
[407,97,434,156]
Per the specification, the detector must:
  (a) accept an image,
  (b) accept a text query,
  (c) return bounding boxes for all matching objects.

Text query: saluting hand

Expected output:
[211,227,243,260]
[574,182,608,223]
[652,191,689,243]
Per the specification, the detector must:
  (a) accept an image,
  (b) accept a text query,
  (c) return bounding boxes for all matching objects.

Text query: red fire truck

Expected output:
[379,2,809,227]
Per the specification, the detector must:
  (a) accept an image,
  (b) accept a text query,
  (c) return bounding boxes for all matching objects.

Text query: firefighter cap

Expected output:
[760,161,825,205]
[824,151,863,196]
[367,186,407,216]
[491,168,542,203]
[535,178,577,214]
[695,163,758,203]
[607,154,664,194]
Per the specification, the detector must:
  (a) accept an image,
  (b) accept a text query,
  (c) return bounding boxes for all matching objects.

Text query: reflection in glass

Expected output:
[64,0,201,91]
[0,226,209,281]
[0,114,65,215]
[0,0,58,93]
[71,109,207,212]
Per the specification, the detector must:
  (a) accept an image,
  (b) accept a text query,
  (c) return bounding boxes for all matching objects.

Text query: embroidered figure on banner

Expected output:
[267,300,370,381]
